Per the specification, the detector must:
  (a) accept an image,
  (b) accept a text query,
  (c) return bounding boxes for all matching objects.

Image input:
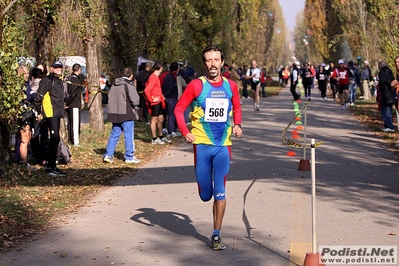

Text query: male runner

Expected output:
[174,45,242,251]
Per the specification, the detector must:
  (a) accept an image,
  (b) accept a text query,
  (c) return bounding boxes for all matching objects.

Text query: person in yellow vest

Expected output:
[33,60,67,176]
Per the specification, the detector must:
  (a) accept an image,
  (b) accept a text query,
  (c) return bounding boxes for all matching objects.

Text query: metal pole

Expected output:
[311,138,316,254]
[303,104,308,159]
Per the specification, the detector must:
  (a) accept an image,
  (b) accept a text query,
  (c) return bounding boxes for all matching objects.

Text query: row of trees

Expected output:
[295,0,399,72]
[0,0,289,168]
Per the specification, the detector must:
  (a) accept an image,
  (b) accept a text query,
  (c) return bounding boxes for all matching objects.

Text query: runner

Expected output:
[174,45,242,251]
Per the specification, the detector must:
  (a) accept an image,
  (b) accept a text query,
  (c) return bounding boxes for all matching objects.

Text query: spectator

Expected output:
[36,62,48,77]
[241,64,249,98]
[135,62,152,124]
[222,63,230,78]
[348,61,360,106]
[360,60,372,100]
[290,61,301,101]
[144,62,171,145]
[162,62,181,138]
[65,63,84,147]
[282,66,290,87]
[377,60,395,132]
[15,66,35,170]
[33,60,67,176]
[260,68,267,98]
[103,68,141,163]
[30,68,49,165]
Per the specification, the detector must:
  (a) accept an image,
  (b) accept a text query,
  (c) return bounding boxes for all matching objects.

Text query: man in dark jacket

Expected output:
[290,62,301,100]
[65,63,83,147]
[135,62,152,123]
[378,60,396,132]
[348,61,360,105]
[162,62,181,137]
[361,60,373,100]
[34,60,67,176]
[103,68,141,164]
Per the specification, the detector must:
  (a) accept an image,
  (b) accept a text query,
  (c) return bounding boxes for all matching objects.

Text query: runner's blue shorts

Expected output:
[193,144,231,201]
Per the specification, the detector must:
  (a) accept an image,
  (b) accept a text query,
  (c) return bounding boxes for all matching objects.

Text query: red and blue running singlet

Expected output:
[190,76,233,146]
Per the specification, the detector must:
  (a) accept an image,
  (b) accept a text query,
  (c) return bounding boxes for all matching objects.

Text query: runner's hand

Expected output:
[185,133,195,143]
[233,124,242,138]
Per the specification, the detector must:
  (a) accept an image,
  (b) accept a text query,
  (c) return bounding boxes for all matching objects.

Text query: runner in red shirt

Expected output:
[331,59,353,109]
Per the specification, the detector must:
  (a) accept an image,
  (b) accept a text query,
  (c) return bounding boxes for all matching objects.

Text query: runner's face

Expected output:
[396,59,399,70]
[204,51,223,78]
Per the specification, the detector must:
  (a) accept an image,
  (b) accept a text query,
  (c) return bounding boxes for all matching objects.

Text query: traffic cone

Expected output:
[286,151,297,156]
[298,158,310,171]
[295,121,303,125]
[296,126,304,131]
[291,130,299,135]
[303,252,325,266]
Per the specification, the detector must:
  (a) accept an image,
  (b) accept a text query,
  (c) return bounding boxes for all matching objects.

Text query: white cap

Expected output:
[364,60,369,65]
[295,61,300,66]
[338,59,344,64]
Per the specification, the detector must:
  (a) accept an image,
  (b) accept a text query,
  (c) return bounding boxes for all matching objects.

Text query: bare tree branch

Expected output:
[2,0,18,16]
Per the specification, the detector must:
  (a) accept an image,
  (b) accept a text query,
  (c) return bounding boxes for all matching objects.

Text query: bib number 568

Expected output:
[208,108,224,117]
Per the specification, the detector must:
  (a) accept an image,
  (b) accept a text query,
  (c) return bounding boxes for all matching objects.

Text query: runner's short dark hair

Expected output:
[201,45,225,63]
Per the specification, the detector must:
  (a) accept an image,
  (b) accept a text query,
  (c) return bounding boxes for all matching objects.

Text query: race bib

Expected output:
[319,74,325,81]
[339,71,346,79]
[204,98,229,122]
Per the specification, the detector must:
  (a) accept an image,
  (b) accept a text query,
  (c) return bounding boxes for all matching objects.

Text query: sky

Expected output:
[278,0,305,32]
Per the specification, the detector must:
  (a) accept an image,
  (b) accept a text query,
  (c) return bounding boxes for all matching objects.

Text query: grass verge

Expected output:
[0,120,175,252]
[348,99,399,152]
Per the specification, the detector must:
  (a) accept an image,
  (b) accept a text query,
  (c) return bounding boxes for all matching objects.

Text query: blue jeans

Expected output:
[349,82,357,103]
[261,83,266,97]
[380,103,394,129]
[105,120,135,160]
[166,98,177,134]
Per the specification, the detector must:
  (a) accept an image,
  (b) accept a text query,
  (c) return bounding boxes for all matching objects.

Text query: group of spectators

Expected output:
[102,61,195,164]
[17,60,84,176]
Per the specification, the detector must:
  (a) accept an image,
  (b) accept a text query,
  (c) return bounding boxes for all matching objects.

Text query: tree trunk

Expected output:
[83,38,104,132]
[59,117,68,144]
[0,121,11,172]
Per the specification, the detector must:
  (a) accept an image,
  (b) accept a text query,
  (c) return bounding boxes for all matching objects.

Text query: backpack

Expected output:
[56,141,71,164]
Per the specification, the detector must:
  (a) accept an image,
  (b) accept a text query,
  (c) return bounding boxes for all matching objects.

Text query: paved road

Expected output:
[2,87,398,266]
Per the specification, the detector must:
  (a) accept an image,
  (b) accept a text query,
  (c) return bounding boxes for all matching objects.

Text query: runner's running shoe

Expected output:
[210,234,226,251]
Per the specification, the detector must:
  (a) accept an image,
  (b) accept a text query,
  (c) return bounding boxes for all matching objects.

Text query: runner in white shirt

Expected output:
[246,60,262,111]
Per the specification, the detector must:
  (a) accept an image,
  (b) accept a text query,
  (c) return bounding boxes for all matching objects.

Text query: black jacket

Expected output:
[135,70,151,93]
[162,72,178,99]
[66,73,83,108]
[378,66,395,105]
[34,73,65,118]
